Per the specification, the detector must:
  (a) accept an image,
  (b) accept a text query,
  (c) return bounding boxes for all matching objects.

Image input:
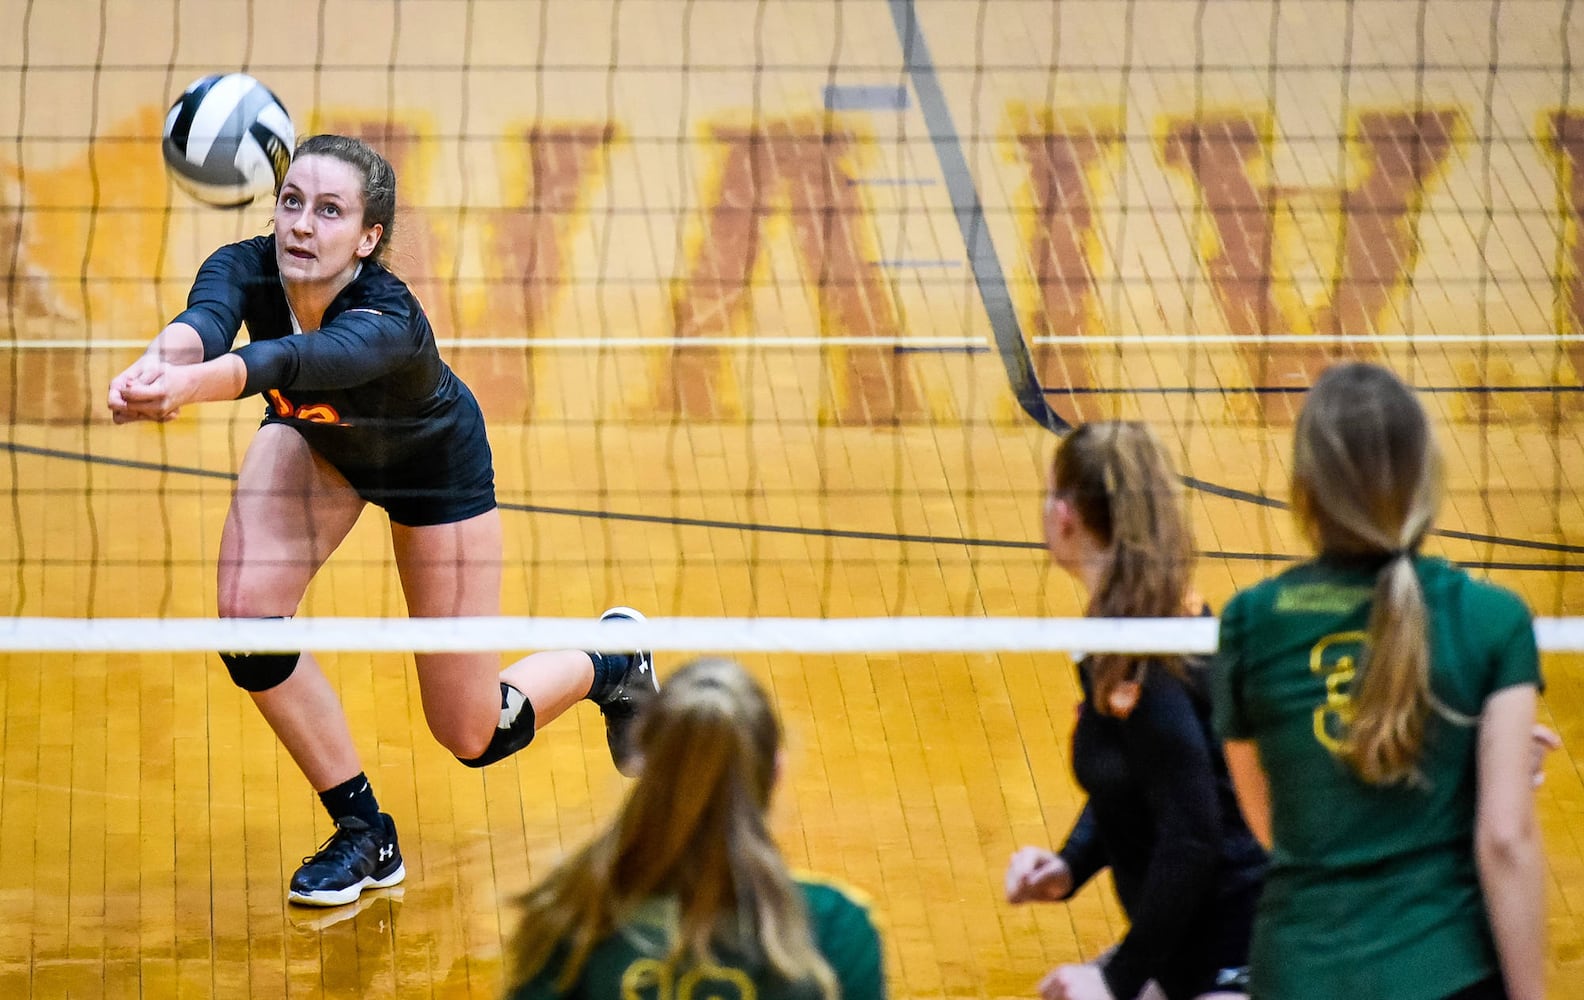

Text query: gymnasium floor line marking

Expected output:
[5,440,1582,568]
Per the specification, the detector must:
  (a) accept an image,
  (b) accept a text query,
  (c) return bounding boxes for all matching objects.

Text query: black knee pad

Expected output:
[458,685,537,768]
[219,650,300,692]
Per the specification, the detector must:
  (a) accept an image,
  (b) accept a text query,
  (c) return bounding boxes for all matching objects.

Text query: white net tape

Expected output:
[2,616,1581,654]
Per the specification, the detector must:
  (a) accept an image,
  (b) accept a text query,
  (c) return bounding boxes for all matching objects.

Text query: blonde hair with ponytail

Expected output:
[1292,362,1443,785]
[505,658,838,999]
[1052,421,1197,716]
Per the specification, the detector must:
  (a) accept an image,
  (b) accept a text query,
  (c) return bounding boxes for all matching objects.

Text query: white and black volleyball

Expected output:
[162,73,294,208]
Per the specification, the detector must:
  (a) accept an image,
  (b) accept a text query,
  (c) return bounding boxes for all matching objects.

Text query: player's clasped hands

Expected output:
[107,356,190,423]
[1004,846,1073,903]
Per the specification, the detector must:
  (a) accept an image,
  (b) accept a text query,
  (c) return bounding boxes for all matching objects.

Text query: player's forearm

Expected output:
[1477,827,1546,1000]
[180,354,248,404]
[144,322,207,365]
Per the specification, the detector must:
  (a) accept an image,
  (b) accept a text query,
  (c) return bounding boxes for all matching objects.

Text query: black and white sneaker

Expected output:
[288,813,406,907]
[595,607,659,777]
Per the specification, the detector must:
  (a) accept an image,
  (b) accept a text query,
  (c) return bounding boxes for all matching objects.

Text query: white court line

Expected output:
[6,333,1584,350]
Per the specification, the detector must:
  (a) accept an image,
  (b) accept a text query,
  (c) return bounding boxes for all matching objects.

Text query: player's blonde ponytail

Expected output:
[1292,362,1442,785]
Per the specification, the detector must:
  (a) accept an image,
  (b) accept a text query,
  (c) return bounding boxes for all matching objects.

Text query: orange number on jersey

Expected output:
[264,390,343,425]
[294,403,342,424]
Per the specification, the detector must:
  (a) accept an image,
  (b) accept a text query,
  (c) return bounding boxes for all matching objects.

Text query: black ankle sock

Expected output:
[585,651,627,703]
[319,772,381,829]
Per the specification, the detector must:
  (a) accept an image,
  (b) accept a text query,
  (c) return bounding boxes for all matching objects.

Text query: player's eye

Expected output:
[320,203,340,217]
[281,193,301,209]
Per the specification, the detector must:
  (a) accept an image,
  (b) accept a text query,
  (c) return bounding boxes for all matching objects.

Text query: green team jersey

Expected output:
[507,876,884,1000]
[1212,555,1540,1000]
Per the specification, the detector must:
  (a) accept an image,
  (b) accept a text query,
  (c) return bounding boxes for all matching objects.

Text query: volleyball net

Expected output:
[2,0,1582,651]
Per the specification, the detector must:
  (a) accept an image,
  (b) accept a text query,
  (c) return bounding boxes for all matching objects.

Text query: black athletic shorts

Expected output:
[348,424,497,528]
[271,388,497,528]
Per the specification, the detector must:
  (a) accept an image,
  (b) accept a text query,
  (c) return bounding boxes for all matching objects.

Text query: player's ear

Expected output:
[1057,496,1081,533]
[356,223,384,259]
[1044,492,1076,537]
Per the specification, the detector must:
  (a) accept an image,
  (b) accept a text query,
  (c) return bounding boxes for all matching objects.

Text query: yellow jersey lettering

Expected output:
[620,958,673,1000]
[618,959,756,1000]
[678,965,755,1000]
[1309,630,1367,755]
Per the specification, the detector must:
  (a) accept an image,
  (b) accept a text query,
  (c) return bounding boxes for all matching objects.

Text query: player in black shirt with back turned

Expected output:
[107,134,657,908]
[1003,422,1266,1000]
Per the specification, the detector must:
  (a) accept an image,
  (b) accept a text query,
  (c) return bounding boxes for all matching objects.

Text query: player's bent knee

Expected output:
[455,725,533,768]
[455,694,536,768]
[219,650,300,692]
[436,726,491,762]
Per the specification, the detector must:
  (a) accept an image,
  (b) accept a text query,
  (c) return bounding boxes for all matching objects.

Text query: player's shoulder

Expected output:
[791,872,877,926]
[1420,557,1532,629]
[1222,566,1292,618]
[347,261,419,316]
[203,234,276,274]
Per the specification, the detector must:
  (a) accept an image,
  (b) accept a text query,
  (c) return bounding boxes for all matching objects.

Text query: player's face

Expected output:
[273,154,384,284]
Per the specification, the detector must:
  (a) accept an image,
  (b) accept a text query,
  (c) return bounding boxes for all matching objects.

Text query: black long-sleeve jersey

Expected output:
[1056,655,1267,1000]
[172,235,495,526]
[174,234,476,474]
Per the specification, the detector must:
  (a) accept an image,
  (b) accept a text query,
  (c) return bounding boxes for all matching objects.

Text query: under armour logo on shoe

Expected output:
[379,845,395,862]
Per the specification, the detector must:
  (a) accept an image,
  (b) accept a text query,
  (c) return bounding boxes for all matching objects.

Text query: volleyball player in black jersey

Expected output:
[1004,422,1266,1000]
[107,134,657,907]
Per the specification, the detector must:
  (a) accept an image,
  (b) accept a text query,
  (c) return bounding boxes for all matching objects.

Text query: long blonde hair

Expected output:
[1292,362,1442,785]
[1052,421,1197,715]
[505,658,838,998]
